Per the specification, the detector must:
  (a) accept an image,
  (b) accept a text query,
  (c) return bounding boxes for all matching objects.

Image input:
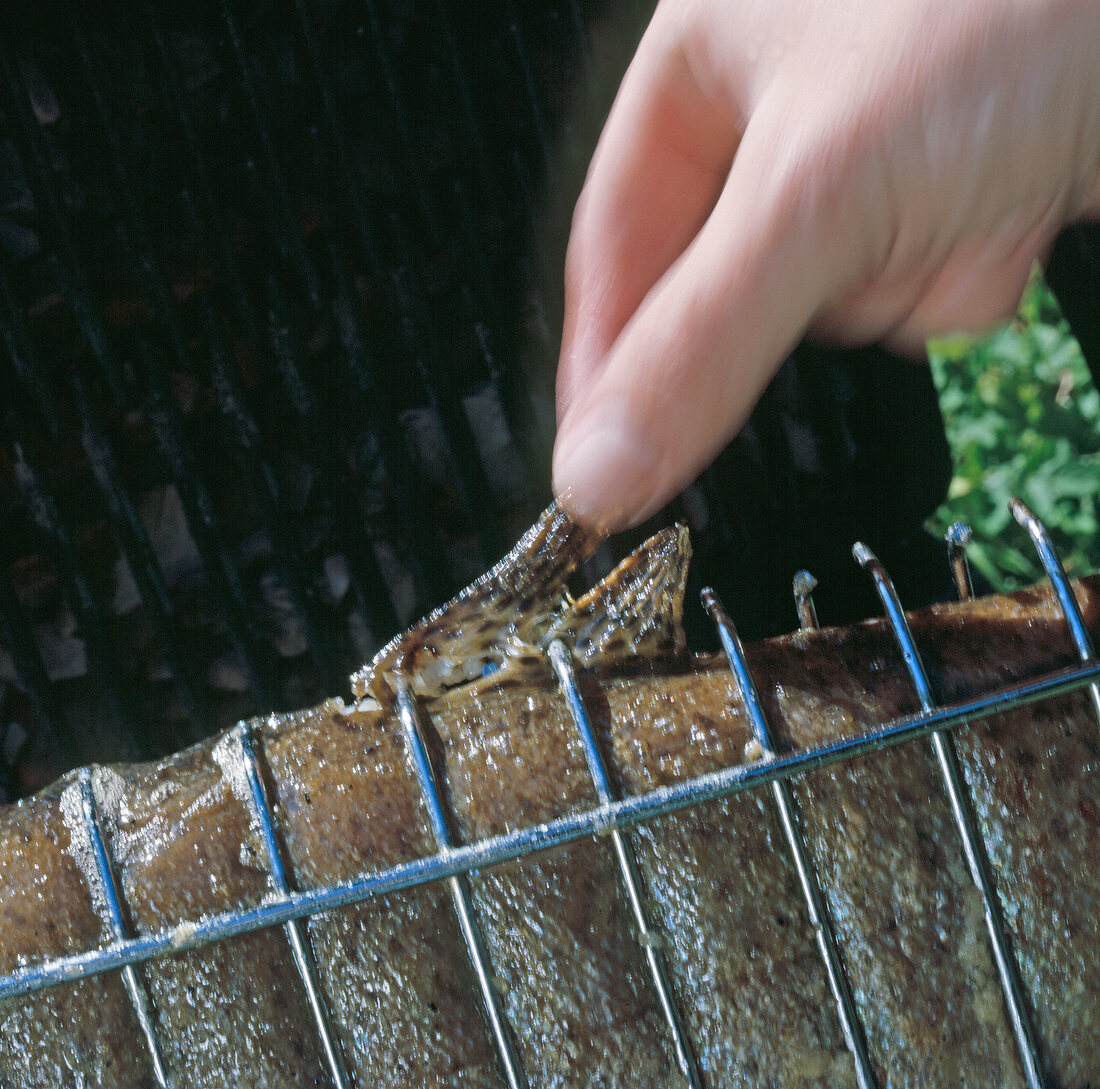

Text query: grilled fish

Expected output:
[0,503,1097,1088]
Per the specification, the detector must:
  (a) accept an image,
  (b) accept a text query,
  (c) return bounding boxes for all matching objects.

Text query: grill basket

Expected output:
[0,499,1097,1089]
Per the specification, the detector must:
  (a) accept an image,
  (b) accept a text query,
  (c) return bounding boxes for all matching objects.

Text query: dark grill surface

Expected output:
[0,1,644,794]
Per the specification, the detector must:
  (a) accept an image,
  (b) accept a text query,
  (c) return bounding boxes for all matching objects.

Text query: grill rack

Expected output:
[1,498,1097,1089]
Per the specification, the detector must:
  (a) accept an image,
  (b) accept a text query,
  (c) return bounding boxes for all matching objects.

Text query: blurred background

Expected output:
[0,0,1096,801]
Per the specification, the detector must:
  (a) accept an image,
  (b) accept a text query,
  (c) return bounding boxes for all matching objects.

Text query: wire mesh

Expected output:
[0,507,1095,1089]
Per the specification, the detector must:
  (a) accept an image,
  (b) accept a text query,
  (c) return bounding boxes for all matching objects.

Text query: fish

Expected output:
[0,501,1097,1089]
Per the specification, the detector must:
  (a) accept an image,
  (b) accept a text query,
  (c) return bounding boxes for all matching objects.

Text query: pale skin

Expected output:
[553,0,1100,530]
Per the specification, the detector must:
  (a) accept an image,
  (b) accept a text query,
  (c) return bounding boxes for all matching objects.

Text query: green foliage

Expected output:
[927,275,1100,591]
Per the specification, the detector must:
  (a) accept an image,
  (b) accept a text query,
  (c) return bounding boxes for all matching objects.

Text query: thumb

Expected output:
[553,106,851,530]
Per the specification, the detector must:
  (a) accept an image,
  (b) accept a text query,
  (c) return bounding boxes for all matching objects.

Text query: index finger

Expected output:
[557,15,742,423]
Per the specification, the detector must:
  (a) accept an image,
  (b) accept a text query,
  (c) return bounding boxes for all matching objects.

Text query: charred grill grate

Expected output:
[0,1,626,793]
[0,501,1096,1089]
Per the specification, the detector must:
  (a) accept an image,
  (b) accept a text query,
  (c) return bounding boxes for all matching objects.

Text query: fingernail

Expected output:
[552,416,660,530]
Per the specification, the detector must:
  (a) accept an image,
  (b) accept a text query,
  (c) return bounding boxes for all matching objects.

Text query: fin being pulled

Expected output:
[351,501,604,702]
[546,524,691,666]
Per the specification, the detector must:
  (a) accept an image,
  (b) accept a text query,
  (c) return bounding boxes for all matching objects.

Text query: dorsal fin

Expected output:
[351,501,604,701]
[546,524,690,666]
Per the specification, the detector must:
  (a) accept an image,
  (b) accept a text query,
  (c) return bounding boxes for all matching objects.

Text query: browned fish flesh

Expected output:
[0,503,1097,1088]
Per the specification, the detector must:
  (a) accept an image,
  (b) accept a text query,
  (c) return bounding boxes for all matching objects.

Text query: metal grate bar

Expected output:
[232,722,351,1089]
[68,360,212,748]
[134,340,279,712]
[197,298,344,697]
[76,768,170,1088]
[313,238,450,605]
[0,270,60,441]
[4,37,215,751]
[263,277,400,641]
[1010,498,1100,722]
[701,589,879,1089]
[0,562,79,768]
[395,680,528,1089]
[390,255,507,565]
[3,655,1098,1004]
[1,411,144,756]
[854,542,1046,1089]
[789,570,881,1085]
[546,639,704,1089]
[946,523,975,601]
[792,569,820,630]
[219,2,322,310]
[0,46,126,406]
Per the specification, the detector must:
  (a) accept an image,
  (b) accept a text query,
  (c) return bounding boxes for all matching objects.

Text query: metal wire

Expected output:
[75,768,170,1088]
[395,679,528,1089]
[0,511,1095,1089]
[547,638,704,1089]
[4,653,1096,1004]
[1010,497,1100,723]
[232,722,351,1089]
[854,541,1046,1089]
[946,522,975,601]
[701,589,878,1089]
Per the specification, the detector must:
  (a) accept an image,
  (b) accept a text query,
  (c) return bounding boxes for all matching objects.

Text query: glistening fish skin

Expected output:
[0,503,1097,1089]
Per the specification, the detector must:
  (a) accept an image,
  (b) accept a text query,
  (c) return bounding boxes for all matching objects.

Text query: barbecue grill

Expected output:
[1,0,1018,802]
[1,499,1097,1089]
[1,4,1099,1087]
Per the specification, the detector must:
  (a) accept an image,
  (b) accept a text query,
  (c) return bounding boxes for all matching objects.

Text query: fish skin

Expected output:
[353,501,606,703]
[0,505,1096,1087]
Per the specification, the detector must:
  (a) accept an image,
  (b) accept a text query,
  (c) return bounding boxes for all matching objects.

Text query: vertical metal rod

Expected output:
[1009,498,1100,723]
[546,640,704,1089]
[232,723,351,1089]
[945,523,975,602]
[852,543,1046,1089]
[701,591,879,1089]
[77,769,170,1088]
[792,570,820,630]
[395,681,528,1089]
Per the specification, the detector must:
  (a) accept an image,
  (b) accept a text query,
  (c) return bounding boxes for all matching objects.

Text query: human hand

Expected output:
[553,0,1100,529]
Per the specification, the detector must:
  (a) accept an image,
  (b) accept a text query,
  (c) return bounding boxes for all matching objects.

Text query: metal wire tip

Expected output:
[1008,498,1099,723]
[699,586,722,620]
[946,522,973,549]
[945,523,975,601]
[793,570,820,630]
[1007,496,1030,525]
[851,541,875,567]
[792,570,818,597]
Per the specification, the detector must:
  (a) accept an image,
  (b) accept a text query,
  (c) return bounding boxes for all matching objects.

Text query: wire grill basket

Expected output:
[0,498,1096,1089]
